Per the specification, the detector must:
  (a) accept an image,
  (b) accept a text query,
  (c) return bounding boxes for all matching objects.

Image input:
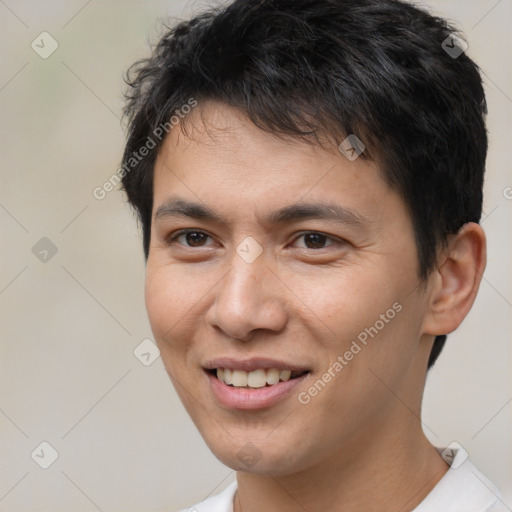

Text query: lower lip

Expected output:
[206,371,308,410]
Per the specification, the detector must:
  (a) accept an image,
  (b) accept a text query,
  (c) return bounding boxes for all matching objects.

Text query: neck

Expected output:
[234,412,449,512]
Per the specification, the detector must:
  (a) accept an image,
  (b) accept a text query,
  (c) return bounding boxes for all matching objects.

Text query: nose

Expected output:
[206,253,288,341]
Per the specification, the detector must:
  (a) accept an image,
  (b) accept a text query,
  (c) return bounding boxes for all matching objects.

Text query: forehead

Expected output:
[151,101,406,231]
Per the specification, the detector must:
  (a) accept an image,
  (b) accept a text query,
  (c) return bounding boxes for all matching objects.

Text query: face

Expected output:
[145,101,434,476]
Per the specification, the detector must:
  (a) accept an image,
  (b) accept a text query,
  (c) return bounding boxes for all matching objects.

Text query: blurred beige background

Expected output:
[0,0,510,510]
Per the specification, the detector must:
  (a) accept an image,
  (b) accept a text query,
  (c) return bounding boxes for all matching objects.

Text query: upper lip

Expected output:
[203,357,310,372]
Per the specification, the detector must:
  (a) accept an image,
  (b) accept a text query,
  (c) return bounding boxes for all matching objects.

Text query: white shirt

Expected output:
[178,446,506,512]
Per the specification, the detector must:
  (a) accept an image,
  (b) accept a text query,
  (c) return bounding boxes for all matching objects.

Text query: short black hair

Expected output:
[120,0,488,369]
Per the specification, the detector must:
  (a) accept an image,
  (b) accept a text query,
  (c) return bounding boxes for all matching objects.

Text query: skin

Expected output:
[145,100,486,512]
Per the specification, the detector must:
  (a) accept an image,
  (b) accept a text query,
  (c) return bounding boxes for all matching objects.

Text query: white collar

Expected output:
[412,445,503,511]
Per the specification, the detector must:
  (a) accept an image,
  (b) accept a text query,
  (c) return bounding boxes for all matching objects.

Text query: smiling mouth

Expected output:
[207,368,309,388]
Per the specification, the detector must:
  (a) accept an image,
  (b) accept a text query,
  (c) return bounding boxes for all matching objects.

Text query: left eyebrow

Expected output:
[264,202,369,229]
[154,198,369,229]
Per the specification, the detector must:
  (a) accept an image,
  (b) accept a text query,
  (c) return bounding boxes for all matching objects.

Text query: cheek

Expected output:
[288,265,399,348]
[144,263,194,360]
[291,261,423,384]
[145,266,170,336]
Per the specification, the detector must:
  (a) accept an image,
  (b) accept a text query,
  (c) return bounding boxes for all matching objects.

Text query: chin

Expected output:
[203,431,310,476]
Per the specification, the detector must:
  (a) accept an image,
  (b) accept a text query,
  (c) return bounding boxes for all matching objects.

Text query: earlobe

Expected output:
[422,222,487,336]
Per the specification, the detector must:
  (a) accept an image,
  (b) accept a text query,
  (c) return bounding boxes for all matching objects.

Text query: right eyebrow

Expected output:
[154,198,223,223]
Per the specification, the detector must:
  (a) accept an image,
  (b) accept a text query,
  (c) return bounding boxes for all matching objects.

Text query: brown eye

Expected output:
[184,232,208,246]
[294,232,338,249]
[169,230,213,247]
[303,233,328,248]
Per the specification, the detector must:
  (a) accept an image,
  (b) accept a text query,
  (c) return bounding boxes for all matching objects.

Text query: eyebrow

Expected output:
[154,198,369,228]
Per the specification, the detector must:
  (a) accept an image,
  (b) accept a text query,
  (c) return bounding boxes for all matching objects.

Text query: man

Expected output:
[120,0,504,510]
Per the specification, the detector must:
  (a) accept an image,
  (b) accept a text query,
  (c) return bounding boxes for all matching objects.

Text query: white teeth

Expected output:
[266,368,280,385]
[214,367,304,387]
[247,369,267,388]
[232,370,248,387]
[224,368,233,385]
[279,370,292,382]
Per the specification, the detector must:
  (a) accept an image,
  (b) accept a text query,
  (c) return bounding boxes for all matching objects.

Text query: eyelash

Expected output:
[166,229,343,250]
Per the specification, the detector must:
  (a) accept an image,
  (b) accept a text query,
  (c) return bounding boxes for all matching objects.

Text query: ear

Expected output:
[422,222,487,336]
